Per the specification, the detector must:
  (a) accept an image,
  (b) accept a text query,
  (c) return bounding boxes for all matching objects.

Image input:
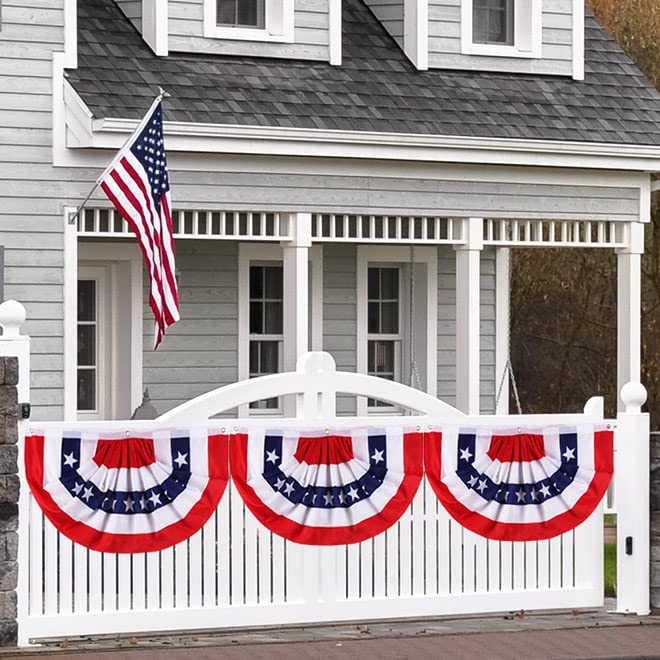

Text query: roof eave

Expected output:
[64,82,660,172]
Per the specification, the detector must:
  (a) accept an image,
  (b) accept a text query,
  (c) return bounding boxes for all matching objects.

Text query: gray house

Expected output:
[1,0,659,422]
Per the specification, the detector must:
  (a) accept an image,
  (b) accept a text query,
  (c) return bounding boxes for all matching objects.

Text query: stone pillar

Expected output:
[0,357,18,645]
[651,433,660,610]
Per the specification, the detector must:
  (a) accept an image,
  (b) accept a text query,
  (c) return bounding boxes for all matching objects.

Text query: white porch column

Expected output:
[617,222,644,411]
[282,212,311,371]
[455,218,483,414]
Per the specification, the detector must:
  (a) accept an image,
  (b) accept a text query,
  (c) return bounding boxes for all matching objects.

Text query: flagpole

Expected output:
[67,89,170,225]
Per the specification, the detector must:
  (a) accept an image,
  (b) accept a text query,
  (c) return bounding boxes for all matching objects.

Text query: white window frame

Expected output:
[366,266,403,411]
[461,0,542,59]
[76,266,109,420]
[238,243,323,417]
[204,0,294,43]
[357,245,438,416]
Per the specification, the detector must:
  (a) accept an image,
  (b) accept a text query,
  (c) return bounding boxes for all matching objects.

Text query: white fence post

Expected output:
[615,381,650,614]
[0,300,31,646]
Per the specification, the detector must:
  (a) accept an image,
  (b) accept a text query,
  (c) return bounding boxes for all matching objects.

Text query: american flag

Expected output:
[99,97,180,349]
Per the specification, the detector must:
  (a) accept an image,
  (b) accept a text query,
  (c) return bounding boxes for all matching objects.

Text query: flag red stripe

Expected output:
[110,162,168,324]
[100,180,164,328]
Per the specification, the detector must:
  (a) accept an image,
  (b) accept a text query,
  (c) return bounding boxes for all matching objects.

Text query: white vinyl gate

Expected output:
[16,351,612,645]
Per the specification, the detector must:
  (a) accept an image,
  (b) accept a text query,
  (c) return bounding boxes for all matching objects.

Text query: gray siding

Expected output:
[142,240,239,414]
[436,247,496,413]
[363,0,404,47]
[168,0,330,61]
[0,0,66,421]
[166,161,641,222]
[323,243,357,415]
[115,0,142,31]
[428,0,574,76]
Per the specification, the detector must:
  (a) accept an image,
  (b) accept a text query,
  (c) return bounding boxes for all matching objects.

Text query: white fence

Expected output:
[0,303,649,646]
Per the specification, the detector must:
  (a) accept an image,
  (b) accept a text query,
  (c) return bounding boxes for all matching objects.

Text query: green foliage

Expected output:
[587,0,660,88]
[511,4,660,427]
[604,543,616,598]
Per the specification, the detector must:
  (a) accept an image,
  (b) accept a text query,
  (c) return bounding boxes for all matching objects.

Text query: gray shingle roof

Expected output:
[67,0,660,145]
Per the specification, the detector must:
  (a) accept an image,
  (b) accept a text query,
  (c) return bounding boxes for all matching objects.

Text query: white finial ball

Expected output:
[621,381,647,413]
[0,300,26,338]
[299,351,336,376]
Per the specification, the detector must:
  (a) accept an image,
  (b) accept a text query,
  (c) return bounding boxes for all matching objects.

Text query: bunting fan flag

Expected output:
[25,429,228,553]
[230,427,423,545]
[424,425,613,541]
[98,96,179,349]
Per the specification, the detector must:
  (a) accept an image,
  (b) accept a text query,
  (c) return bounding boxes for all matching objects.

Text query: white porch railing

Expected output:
[75,209,627,249]
[0,301,649,646]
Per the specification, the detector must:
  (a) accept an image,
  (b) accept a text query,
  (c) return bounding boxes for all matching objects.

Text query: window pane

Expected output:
[369,340,394,376]
[381,302,399,334]
[237,0,264,27]
[265,266,283,299]
[249,341,259,374]
[380,268,399,299]
[249,265,263,299]
[78,280,95,322]
[249,301,263,334]
[473,0,513,45]
[217,0,236,25]
[259,341,279,374]
[367,268,379,299]
[77,325,95,366]
[368,302,380,334]
[77,370,95,411]
[264,302,283,334]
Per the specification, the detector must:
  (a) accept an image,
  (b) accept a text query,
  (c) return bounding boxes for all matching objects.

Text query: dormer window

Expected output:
[217,0,265,29]
[473,0,514,46]
[462,0,542,59]
[204,0,294,43]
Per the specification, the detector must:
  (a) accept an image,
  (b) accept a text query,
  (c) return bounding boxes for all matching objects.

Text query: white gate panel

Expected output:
[17,352,608,644]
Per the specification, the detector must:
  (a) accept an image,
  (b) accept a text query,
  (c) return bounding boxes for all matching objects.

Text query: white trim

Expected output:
[494,247,510,414]
[462,0,542,59]
[310,245,324,351]
[63,209,78,421]
[640,177,651,223]
[329,0,342,66]
[204,0,294,43]
[356,245,438,416]
[238,240,321,416]
[63,0,77,68]
[455,217,483,415]
[238,244,283,417]
[76,265,110,420]
[62,110,660,171]
[404,0,428,70]
[572,0,585,81]
[76,242,144,420]
[142,0,169,56]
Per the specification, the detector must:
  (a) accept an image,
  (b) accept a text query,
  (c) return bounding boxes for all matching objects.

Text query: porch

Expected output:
[67,206,643,425]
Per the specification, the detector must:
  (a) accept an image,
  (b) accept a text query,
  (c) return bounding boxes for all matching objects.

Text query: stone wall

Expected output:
[0,358,18,645]
[652,433,660,611]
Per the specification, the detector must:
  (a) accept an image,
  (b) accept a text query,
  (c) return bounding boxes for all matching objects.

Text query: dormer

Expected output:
[364,0,584,79]
[114,0,342,64]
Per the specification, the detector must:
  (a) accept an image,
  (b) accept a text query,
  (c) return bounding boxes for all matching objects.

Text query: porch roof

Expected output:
[67,0,660,147]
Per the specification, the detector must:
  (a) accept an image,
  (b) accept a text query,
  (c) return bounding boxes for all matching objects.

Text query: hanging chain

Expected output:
[494,249,522,414]
[409,243,422,391]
